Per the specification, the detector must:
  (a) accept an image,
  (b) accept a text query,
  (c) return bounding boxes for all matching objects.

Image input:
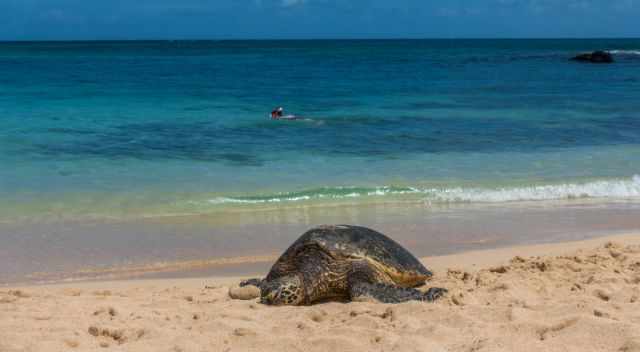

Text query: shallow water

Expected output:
[1,39,640,222]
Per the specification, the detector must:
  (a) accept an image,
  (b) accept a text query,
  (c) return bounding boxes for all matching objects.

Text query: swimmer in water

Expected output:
[270,106,301,120]
[270,107,284,119]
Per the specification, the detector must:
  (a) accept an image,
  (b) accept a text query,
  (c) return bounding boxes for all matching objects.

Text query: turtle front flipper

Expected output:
[349,282,447,303]
[239,278,263,287]
[347,261,446,303]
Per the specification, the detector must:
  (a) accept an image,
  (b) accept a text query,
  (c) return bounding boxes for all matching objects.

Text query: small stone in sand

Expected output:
[228,286,260,300]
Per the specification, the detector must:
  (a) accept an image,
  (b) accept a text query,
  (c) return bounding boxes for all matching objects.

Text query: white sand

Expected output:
[2,233,640,352]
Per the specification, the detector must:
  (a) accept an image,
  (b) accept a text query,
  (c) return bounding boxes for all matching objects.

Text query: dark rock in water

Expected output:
[570,51,614,63]
[571,53,593,61]
[590,51,614,63]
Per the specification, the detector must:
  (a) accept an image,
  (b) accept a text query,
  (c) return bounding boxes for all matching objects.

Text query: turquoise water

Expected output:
[1,39,640,222]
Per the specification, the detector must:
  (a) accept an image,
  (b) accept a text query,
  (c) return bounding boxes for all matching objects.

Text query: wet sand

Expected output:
[3,200,640,284]
[2,233,640,352]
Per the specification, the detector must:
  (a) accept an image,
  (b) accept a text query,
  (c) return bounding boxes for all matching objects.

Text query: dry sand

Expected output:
[2,233,640,352]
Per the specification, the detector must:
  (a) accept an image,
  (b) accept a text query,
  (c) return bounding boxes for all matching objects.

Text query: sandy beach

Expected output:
[2,233,639,352]
[3,37,640,352]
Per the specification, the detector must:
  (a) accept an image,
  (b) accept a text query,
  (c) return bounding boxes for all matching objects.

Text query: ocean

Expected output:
[1,39,640,283]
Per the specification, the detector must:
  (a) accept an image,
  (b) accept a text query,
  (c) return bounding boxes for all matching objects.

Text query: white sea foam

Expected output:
[610,50,640,56]
[427,175,640,203]
[204,176,640,206]
[204,186,420,205]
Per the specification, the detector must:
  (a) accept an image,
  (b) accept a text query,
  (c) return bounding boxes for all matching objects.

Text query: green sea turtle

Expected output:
[240,225,447,305]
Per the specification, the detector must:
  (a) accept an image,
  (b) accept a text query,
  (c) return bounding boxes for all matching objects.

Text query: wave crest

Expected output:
[203,176,640,206]
[205,186,420,204]
[430,175,640,203]
[610,50,640,56]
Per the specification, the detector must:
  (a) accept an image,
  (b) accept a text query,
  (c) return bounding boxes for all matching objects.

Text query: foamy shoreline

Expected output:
[2,233,640,351]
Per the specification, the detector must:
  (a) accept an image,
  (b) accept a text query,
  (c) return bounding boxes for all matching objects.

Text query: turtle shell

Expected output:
[267,225,432,285]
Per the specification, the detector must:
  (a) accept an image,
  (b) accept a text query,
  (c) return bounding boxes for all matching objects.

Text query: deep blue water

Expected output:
[1,39,640,221]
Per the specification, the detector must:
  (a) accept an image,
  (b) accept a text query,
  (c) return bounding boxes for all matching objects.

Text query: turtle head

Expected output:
[260,275,304,306]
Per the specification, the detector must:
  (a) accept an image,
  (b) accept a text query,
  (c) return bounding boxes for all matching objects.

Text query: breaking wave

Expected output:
[205,175,640,206]
[610,50,640,56]
[4,176,640,224]
[427,175,640,203]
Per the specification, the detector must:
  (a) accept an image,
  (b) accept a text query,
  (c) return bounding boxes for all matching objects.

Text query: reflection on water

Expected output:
[2,200,640,285]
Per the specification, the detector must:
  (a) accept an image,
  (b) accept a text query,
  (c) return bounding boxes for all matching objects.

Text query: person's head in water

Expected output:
[271,107,284,119]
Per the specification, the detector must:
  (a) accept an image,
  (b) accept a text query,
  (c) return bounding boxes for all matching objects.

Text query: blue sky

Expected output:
[1,0,638,40]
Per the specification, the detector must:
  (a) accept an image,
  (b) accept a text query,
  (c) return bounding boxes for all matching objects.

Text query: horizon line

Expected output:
[1,36,639,43]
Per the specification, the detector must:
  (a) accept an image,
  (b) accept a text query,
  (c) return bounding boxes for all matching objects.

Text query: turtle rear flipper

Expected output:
[349,281,447,303]
[423,287,448,301]
[239,278,263,287]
